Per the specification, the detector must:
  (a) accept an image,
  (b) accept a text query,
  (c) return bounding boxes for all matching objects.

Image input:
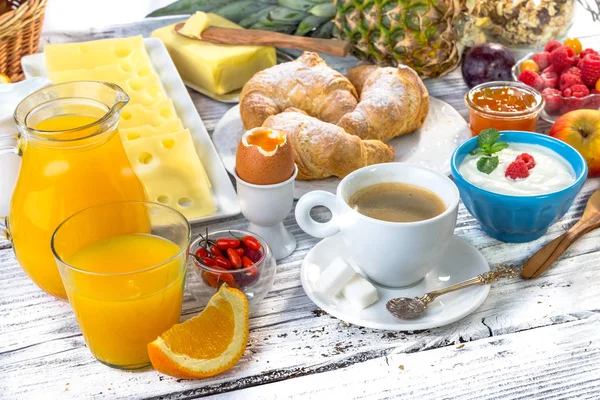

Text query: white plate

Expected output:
[21,38,240,224]
[301,234,490,331]
[213,98,471,198]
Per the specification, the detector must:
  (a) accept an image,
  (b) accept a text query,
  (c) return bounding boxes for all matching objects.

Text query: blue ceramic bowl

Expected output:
[451,131,587,243]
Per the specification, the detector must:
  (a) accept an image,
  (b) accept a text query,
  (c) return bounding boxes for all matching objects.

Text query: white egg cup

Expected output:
[234,166,298,260]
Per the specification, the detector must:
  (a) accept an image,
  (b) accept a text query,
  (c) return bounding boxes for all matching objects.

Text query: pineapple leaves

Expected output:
[238,7,277,28]
[296,15,330,36]
[278,0,316,12]
[215,1,267,23]
[146,0,231,17]
[269,6,308,23]
[309,3,336,18]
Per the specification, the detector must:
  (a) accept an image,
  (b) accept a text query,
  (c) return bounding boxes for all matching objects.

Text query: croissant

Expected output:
[338,65,429,143]
[262,108,395,181]
[240,52,358,130]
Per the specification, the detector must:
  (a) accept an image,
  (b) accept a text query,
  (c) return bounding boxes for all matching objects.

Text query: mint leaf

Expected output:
[469,148,488,156]
[490,142,509,154]
[477,156,499,174]
[478,129,500,150]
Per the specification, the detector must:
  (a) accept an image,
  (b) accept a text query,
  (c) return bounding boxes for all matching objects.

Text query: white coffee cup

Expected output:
[295,163,460,287]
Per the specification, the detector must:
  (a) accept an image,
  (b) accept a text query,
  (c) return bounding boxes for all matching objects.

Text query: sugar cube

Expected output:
[317,257,356,296]
[342,275,379,310]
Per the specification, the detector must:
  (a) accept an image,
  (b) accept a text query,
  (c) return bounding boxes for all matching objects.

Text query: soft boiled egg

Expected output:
[235,127,294,185]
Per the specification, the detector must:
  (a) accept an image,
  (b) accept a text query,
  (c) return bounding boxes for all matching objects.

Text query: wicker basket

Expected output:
[0,0,47,82]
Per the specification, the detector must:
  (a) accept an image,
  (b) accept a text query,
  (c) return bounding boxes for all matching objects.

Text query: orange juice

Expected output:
[63,233,185,368]
[9,114,147,298]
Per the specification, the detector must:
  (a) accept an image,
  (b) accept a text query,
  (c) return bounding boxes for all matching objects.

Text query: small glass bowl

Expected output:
[512,52,600,123]
[187,229,276,308]
[465,81,544,136]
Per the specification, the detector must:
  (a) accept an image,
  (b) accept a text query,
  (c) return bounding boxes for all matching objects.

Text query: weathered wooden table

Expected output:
[1,18,600,400]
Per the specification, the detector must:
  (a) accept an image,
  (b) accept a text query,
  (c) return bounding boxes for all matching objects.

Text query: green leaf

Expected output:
[239,7,276,28]
[490,142,509,154]
[477,156,499,174]
[309,2,336,18]
[295,14,330,36]
[269,6,308,23]
[469,148,488,156]
[146,0,230,17]
[214,0,266,23]
[278,0,315,12]
[478,128,500,149]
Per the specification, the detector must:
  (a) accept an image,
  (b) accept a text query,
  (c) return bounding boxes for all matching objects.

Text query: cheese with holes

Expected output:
[48,52,152,83]
[44,36,148,71]
[119,119,184,141]
[151,13,276,95]
[123,129,216,218]
[119,100,178,129]
[43,36,216,220]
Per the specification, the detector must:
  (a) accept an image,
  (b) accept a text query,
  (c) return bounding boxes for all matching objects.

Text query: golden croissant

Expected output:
[240,52,358,130]
[338,65,429,142]
[262,108,395,181]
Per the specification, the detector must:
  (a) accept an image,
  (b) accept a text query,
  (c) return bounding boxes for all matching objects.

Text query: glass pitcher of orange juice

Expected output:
[0,81,147,299]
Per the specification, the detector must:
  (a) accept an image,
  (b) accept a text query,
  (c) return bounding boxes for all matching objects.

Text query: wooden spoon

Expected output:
[174,23,352,57]
[521,189,600,279]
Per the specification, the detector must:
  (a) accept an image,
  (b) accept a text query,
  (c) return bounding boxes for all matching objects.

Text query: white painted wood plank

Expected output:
[207,315,600,400]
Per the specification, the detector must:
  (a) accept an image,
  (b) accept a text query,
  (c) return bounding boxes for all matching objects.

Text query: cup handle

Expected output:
[295,190,340,238]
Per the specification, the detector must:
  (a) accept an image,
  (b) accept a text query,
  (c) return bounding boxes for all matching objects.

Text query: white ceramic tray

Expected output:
[213,98,472,198]
[21,38,240,224]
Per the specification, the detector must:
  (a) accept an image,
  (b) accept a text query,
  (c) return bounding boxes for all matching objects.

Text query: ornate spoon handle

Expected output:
[422,265,518,305]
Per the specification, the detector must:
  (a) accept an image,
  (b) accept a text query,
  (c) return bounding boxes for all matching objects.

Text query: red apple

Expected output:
[549,109,600,177]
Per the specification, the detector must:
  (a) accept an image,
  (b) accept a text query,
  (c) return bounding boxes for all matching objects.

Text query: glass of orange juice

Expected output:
[51,201,190,370]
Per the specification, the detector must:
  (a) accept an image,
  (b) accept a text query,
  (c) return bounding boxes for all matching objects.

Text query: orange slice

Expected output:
[148,284,249,379]
[0,74,10,84]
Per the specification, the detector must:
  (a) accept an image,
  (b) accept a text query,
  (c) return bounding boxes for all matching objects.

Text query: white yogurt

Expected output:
[459,143,575,196]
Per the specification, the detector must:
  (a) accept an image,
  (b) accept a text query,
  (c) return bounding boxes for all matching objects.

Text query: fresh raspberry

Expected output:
[592,89,600,94]
[515,153,536,169]
[580,48,598,59]
[505,160,530,180]
[559,73,582,91]
[564,84,590,98]
[544,40,562,53]
[532,52,551,70]
[542,88,563,115]
[540,70,558,88]
[543,65,557,74]
[565,66,582,76]
[550,45,577,71]
[580,53,600,86]
[518,70,544,92]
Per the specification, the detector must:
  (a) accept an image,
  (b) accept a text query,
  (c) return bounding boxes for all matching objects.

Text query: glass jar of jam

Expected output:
[465,81,544,136]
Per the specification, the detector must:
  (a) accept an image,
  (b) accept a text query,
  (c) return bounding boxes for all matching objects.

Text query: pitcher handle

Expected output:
[0,132,20,241]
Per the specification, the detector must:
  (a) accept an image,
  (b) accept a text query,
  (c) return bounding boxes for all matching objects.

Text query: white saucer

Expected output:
[213,97,471,198]
[300,234,490,331]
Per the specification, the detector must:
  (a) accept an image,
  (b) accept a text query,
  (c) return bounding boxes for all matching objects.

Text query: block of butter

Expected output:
[151,13,276,95]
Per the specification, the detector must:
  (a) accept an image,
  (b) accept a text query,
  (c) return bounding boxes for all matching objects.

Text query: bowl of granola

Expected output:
[474,0,575,49]
[512,37,600,123]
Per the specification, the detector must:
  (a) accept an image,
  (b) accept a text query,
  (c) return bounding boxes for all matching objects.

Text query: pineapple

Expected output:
[148,0,480,78]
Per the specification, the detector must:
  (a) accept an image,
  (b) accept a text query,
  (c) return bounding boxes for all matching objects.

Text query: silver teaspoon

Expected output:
[386,265,518,320]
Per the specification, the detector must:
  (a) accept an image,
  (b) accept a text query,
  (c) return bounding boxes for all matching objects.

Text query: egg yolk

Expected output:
[245,128,285,152]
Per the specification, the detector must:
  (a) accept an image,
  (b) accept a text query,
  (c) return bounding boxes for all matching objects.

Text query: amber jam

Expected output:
[245,128,285,152]
[465,81,544,136]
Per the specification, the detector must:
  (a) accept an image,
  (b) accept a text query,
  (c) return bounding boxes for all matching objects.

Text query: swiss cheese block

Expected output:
[48,52,152,83]
[44,36,148,72]
[119,119,184,141]
[122,129,216,218]
[151,14,276,95]
[119,99,178,129]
